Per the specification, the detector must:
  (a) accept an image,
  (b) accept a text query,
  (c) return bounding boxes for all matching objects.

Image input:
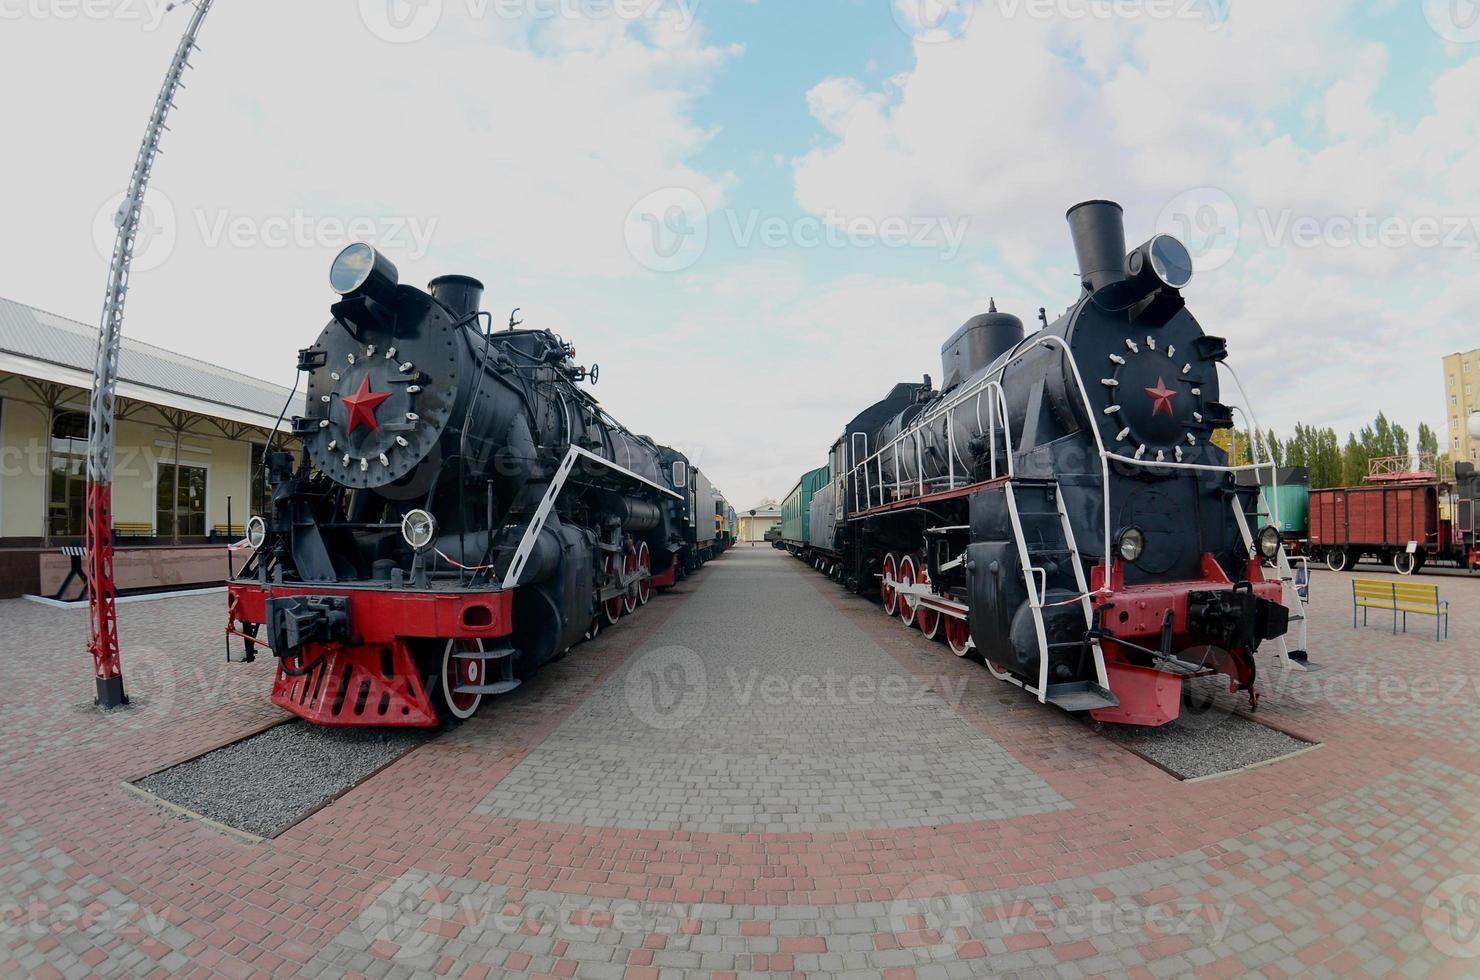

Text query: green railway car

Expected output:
[1256,467,1310,552]
[1259,483,1309,533]
[780,465,829,550]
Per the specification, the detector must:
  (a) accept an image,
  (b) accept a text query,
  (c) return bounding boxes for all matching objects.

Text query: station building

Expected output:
[737,501,781,543]
[0,296,293,597]
[1443,347,1480,463]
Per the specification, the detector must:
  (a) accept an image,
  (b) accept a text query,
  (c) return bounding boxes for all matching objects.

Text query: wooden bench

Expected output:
[114,522,154,538]
[1352,578,1449,640]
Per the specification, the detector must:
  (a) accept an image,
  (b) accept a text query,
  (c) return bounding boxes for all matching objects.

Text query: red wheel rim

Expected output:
[899,555,918,627]
[917,566,940,639]
[443,639,483,719]
[945,616,972,657]
[882,552,899,616]
[636,542,652,605]
[604,556,623,624]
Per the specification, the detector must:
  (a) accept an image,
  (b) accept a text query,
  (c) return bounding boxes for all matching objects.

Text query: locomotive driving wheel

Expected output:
[898,555,919,628]
[881,552,900,616]
[622,547,640,615]
[636,541,652,606]
[916,564,941,640]
[603,555,623,625]
[944,615,972,657]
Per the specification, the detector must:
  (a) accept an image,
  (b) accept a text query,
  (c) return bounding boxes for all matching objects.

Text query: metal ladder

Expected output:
[1004,481,1117,710]
[453,640,522,696]
[1232,498,1319,671]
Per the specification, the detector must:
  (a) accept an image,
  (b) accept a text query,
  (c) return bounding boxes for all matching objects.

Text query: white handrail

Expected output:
[848,378,1014,506]
[846,326,1273,576]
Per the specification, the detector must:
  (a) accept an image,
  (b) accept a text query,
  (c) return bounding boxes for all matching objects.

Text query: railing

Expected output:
[849,376,1013,512]
[848,334,1285,568]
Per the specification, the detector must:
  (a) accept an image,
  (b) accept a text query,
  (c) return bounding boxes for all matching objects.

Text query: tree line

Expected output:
[1212,413,1442,489]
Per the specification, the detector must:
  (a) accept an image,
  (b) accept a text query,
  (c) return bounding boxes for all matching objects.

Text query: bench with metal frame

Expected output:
[1351,578,1448,640]
[52,545,89,602]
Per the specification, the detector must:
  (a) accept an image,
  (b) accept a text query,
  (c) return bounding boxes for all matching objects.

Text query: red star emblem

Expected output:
[1144,377,1178,418]
[341,375,391,434]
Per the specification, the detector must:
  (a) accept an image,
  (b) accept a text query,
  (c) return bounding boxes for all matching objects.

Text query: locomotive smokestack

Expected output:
[428,275,485,321]
[1066,200,1128,300]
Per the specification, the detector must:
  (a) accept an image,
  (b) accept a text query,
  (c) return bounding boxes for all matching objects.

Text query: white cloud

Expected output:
[792,2,1480,453]
[0,4,737,389]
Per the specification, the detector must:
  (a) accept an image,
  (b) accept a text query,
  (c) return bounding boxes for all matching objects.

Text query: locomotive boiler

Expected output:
[226,244,712,726]
[798,201,1317,727]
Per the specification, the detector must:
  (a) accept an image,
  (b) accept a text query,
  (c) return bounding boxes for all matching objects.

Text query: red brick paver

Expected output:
[0,552,1477,978]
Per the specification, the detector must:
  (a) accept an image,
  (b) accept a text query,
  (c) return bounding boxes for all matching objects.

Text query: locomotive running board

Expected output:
[504,446,681,590]
[1043,681,1118,713]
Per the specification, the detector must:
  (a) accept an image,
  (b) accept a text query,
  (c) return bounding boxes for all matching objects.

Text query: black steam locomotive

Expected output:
[794,201,1316,727]
[226,244,722,726]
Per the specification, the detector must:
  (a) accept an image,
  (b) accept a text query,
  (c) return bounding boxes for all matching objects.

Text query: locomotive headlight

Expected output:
[1117,527,1146,563]
[330,242,400,305]
[1258,525,1282,560]
[401,509,436,551]
[246,516,267,550]
[1127,234,1194,292]
[1148,234,1193,288]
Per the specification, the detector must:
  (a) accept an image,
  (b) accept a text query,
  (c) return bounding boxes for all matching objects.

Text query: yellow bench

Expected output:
[113,522,153,537]
[1352,578,1449,641]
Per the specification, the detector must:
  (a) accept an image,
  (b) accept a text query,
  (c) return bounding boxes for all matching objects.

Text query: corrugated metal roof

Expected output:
[0,295,294,422]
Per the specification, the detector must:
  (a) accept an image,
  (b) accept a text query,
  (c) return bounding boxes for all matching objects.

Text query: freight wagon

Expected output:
[1309,463,1480,574]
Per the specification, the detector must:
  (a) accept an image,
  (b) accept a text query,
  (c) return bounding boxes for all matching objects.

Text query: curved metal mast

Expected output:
[86,0,216,708]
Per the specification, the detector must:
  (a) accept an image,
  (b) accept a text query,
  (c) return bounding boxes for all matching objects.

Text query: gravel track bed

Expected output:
[1104,710,1313,780]
[136,721,431,837]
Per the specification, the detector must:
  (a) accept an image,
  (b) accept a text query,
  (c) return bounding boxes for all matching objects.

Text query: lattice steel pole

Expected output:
[86,0,216,708]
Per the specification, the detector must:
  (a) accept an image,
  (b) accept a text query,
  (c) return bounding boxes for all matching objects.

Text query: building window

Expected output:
[48,411,89,538]
[157,462,208,537]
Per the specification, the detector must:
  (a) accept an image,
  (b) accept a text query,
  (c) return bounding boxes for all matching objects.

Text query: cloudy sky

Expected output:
[2,0,1478,508]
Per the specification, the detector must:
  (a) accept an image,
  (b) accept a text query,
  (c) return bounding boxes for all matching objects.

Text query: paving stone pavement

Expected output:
[1,549,1478,979]
[474,554,1069,832]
